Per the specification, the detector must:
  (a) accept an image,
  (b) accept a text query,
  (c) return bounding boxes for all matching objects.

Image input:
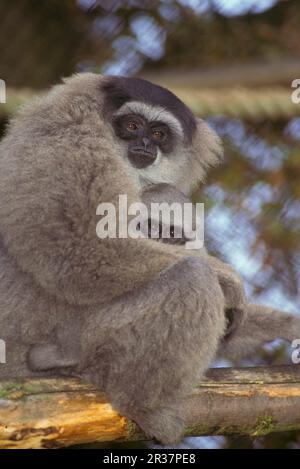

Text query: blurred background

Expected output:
[0,0,300,449]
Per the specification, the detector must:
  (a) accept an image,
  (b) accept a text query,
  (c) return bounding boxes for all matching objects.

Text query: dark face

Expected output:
[113,114,174,169]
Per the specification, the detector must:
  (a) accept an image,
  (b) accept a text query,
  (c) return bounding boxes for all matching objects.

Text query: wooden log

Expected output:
[1,366,300,448]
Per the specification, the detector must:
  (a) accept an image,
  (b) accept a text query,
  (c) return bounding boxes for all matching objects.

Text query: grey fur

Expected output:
[142,183,300,361]
[0,73,298,445]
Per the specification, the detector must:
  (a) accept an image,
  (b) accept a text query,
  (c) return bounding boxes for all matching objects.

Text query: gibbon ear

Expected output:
[176,117,223,195]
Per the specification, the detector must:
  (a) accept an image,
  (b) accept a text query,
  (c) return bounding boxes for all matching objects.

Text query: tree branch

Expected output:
[1,366,300,448]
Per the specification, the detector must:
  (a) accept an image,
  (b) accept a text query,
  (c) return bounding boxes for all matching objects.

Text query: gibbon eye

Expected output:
[126,122,138,131]
[152,129,164,140]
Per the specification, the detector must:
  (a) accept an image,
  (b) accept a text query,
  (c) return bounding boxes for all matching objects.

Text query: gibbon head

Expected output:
[100,75,223,194]
[141,183,198,245]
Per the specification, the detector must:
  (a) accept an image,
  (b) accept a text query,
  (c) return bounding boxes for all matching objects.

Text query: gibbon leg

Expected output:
[79,257,225,445]
[219,304,300,360]
[28,344,78,371]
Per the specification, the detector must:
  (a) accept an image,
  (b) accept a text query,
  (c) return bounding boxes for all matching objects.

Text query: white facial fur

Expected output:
[114,101,190,190]
[115,101,184,140]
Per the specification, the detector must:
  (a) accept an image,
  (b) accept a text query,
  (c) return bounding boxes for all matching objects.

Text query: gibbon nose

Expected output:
[142,137,150,149]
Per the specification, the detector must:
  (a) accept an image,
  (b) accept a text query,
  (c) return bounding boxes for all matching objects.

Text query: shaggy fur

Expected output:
[142,183,300,359]
[0,73,298,444]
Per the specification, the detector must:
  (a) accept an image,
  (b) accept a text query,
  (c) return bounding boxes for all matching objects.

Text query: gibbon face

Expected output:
[101,76,204,189]
[112,112,176,169]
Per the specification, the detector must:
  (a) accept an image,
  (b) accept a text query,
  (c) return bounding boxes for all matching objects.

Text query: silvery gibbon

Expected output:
[0,74,299,444]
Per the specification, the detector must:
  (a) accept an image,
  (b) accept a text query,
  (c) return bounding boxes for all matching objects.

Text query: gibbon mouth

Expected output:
[128,149,157,169]
[131,147,155,157]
